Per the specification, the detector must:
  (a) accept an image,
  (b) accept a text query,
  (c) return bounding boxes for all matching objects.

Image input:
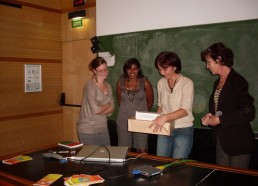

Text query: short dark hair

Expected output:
[122,58,144,78]
[88,57,107,71]
[200,42,234,67]
[154,51,181,74]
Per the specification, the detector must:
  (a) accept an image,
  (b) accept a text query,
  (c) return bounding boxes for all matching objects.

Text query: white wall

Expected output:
[96,0,258,36]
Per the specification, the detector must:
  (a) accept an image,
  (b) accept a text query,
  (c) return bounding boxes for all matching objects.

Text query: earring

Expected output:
[95,74,98,83]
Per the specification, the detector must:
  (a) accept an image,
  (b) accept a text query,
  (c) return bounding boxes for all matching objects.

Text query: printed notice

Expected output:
[24,64,42,93]
[98,52,115,66]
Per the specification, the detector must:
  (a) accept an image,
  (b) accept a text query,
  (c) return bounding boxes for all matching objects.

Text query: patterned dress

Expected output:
[116,76,149,149]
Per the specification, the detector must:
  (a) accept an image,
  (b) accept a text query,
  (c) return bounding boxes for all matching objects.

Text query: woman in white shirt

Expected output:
[150,51,194,158]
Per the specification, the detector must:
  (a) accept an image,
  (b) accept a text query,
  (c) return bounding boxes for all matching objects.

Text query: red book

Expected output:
[58,141,83,149]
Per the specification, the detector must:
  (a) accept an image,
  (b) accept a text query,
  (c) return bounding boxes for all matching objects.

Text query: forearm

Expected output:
[163,108,188,123]
[96,102,112,114]
[157,106,162,114]
[101,103,114,115]
[147,102,153,111]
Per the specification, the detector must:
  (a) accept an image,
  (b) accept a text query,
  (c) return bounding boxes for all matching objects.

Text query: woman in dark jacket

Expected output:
[200,42,256,169]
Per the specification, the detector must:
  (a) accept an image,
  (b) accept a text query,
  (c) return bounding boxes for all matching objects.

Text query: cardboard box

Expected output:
[128,118,172,136]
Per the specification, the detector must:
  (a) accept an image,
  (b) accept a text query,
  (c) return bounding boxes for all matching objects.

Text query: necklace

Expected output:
[168,75,179,93]
[126,79,138,102]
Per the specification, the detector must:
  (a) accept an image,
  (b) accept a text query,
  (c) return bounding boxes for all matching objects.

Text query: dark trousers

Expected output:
[216,137,250,169]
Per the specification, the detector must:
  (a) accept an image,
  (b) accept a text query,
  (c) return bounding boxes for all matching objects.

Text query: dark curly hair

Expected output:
[200,42,234,67]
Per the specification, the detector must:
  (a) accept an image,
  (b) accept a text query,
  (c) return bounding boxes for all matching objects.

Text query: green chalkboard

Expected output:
[99,19,258,132]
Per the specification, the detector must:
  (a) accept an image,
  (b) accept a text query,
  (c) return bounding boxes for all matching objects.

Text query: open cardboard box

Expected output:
[128,117,172,136]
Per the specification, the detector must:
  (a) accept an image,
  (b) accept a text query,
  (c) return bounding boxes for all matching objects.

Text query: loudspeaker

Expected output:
[91,45,100,54]
[91,36,99,45]
[90,36,100,54]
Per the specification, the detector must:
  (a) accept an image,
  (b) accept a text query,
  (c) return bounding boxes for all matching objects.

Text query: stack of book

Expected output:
[64,174,105,186]
[58,141,83,149]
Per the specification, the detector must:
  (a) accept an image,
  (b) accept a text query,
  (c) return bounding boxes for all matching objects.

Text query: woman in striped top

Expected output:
[200,42,255,169]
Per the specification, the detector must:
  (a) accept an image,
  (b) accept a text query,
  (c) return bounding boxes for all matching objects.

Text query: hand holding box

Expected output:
[128,117,172,136]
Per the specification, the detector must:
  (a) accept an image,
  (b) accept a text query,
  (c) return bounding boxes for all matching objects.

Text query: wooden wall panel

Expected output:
[62,6,97,141]
[0,114,63,157]
[0,0,96,156]
[62,8,96,42]
[0,62,62,117]
[62,39,95,141]
[62,0,96,11]
[0,6,61,59]
[0,1,63,156]
[13,0,62,10]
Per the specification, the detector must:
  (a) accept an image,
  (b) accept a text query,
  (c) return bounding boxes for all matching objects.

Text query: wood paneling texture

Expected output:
[62,4,97,141]
[0,62,62,117]
[0,1,63,156]
[0,6,61,59]
[0,114,63,156]
[19,0,62,10]
[62,0,96,12]
[0,0,96,156]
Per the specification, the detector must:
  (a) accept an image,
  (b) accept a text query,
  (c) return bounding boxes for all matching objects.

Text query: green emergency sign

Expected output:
[72,19,83,28]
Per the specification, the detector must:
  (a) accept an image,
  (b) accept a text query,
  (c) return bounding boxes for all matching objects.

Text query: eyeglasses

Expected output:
[95,68,108,74]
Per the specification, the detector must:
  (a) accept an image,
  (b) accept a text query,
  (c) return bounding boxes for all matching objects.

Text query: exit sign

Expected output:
[72,19,83,28]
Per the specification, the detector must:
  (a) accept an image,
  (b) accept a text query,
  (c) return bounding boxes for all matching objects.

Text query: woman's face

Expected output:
[126,64,139,79]
[94,63,108,80]
[205,55,220,75]
[157,64,176,79]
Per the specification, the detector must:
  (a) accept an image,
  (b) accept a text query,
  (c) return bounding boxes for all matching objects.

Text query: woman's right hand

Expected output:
[201,113,212,126]
[149,115,167,132]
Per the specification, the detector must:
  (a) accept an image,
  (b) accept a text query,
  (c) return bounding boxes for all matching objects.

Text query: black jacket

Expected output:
[209,68,256,156]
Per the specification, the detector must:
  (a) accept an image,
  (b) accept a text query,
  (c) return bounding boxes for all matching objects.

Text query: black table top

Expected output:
[1,146,258,186]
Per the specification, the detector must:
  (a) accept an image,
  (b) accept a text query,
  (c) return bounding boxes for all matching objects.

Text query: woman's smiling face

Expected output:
[157,65,176,79]
[126,64,139,79]
[94,63,108,80]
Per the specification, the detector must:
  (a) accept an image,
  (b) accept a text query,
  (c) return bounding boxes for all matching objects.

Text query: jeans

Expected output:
[156,127,193,159]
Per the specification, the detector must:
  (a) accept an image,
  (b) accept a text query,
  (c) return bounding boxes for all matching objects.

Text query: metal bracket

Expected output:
[60,93,81,107]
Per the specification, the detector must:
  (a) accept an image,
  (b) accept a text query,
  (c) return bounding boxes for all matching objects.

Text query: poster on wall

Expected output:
[24,64,42,93]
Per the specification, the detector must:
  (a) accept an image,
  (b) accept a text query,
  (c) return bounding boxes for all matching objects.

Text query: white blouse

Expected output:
[157,75,194,128]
